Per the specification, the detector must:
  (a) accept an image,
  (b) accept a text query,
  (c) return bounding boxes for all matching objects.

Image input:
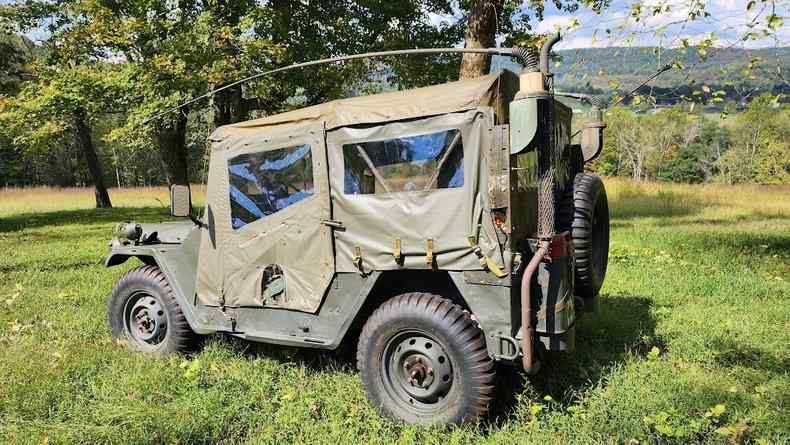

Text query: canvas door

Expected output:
[196,123,334,313]
[326,110,503,272]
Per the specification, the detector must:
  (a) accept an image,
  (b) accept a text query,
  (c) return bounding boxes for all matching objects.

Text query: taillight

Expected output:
[491,208,508,232]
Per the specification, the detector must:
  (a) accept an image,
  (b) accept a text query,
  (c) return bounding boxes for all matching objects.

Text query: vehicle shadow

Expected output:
[485,294,657,428]
[234,329,363,372]
[214,293,657,430]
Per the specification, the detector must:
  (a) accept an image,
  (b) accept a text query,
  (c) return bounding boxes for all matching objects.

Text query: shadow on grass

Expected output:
[610,189,702,220]
[0,258,101,274]
[660,230,790,257]
[0,206,174,233]
[709,336,790,374]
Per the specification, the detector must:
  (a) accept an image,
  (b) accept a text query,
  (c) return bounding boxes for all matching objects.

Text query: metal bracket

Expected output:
[218,288,226,310]
[493,334,520,361]
[488,125,511,209]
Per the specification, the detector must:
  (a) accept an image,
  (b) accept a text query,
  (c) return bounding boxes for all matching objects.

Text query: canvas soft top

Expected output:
[211,70,518,142]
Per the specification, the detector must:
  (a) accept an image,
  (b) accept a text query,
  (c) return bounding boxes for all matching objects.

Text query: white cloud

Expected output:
[534,15,577,34]
[555,36,609,49]
[532,0,789,49]
[427,12,453,27]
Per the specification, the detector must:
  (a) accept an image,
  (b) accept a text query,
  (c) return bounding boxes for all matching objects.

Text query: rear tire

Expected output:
[108,265,197,355]
[357,293,495,425]
[563,173,610,298]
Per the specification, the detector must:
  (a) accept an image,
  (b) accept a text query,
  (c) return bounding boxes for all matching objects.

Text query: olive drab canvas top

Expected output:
[196,70,519,313]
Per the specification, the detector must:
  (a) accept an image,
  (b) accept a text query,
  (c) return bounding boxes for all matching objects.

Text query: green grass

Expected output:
[0,180,788,444]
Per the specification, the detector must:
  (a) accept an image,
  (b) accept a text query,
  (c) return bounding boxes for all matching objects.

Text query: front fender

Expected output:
[105,246,160,267]
[105,229,207,333]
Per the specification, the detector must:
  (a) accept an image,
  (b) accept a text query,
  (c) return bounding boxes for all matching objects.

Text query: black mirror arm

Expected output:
[188,208,207,228]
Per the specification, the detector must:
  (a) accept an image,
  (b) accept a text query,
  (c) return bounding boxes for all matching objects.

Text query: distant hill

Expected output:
[492,46,790,105]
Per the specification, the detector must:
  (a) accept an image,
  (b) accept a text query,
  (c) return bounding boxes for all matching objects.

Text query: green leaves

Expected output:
[766,14,783,31]
[642,403,742,442]
[705,403,726,418]
[646,346,661,360]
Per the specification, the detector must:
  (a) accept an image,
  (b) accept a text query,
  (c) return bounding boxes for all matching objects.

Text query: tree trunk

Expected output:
[459,0,503,80]
[74,108,112,208]
[155,112,189,185]
[212,84,250,127]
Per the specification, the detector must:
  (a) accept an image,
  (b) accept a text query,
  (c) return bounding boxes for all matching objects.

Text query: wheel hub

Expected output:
[404,355,434,388]
[385,332,453,406]
[127,294,167,345]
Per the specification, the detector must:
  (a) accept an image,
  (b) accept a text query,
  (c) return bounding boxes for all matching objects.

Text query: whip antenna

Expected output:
[609,62,674,108]
[143,47,539,124]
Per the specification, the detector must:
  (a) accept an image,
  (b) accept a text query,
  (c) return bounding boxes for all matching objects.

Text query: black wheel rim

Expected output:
[381,329,454,414]
[123,291,168,350]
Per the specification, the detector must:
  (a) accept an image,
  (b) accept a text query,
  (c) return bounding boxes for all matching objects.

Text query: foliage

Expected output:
[0,0,473,188]
[588,95,788,184]
[0,1,787,189]
[716,94,790,184]
[0,33,37,95]
[589,106,695,181]
[659,119,730,183]
[0,62,128,194]
[0,64,122,146]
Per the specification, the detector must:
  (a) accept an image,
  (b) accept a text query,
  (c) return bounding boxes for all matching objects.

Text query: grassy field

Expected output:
[0,179,788,444]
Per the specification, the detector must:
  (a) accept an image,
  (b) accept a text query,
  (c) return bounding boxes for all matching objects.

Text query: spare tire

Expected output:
[558,172,610,298]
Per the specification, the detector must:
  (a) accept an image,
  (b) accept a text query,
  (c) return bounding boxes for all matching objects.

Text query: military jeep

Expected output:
[106,38,610,425]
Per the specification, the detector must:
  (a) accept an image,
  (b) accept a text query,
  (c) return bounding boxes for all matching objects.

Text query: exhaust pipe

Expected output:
[521,30,562,375]
[540,32,561,75]
[521,240,549,374]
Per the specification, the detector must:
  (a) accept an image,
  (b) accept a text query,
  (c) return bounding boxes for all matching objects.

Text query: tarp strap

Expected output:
[352,245,365,275]
[467,235,508,278]
[426,239,435,268]
[393,238,403,265]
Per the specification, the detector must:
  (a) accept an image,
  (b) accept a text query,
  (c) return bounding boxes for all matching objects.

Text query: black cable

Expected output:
[609,62,674,108]
[143,47,538,124]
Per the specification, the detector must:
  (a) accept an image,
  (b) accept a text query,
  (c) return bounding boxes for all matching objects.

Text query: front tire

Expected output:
[108,265,197,355]
[357,293,495,425]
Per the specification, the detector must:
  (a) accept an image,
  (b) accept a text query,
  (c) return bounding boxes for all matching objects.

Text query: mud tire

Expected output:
[357,293,495,425]
[108,265,197,355]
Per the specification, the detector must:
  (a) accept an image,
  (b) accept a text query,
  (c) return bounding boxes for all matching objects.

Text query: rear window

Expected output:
[228,144,314,229]
[343,129,463,195]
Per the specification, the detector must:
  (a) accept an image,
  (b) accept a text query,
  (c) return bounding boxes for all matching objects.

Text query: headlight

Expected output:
[114,222,142,241]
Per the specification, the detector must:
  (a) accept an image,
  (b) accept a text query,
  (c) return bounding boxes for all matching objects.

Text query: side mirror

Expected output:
[170,184,192,218]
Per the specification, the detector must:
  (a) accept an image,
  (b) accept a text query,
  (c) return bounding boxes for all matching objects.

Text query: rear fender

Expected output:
[348,270,513,360]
